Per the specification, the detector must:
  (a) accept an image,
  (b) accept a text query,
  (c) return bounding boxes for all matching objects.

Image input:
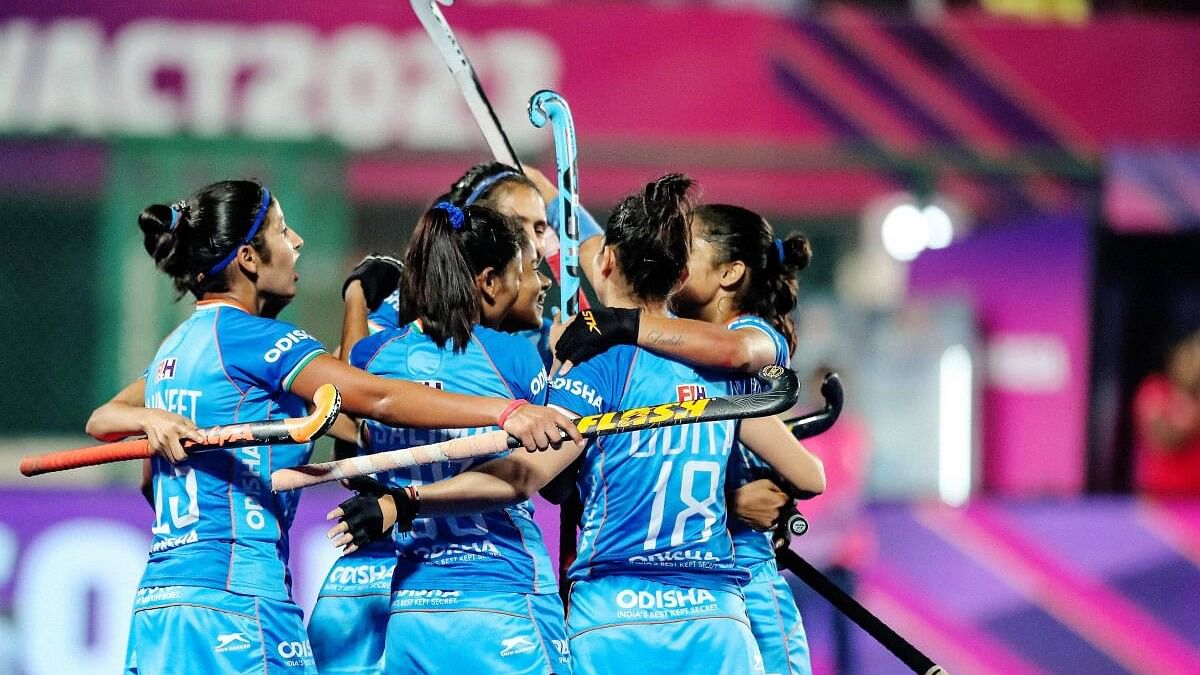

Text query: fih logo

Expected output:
[214,633,251,653]
[676,384,706,403]
[499,636,537,657]
[154,358,177,383]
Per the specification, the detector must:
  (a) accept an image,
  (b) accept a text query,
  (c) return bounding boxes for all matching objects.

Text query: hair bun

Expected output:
[643,173,694,212]
[782,233,812,271]
[138,203,175,238]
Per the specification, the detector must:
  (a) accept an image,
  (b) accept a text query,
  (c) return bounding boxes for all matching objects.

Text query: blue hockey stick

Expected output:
[528,89,581,318]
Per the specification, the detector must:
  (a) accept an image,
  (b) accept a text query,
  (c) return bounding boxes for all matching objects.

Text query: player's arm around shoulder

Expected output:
[555,310,779,375]
[639,314,780,372]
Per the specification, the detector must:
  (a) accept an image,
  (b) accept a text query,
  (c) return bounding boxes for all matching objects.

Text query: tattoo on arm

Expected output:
[646,330,684,348]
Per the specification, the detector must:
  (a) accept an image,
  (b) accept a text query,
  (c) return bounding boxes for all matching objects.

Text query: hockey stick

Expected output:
[767,372,843,536]
[271,365,799,491]
[776,547,949,675]
[528,90,582,318]
[21,384,342,477]
[785,372,843,440]
[528,89,585,598]
[411,0,521,170]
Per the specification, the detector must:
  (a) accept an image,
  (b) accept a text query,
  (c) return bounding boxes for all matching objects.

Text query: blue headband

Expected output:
[434,201,465,230]
[168,205,182,232]
[464,170,519,206]
[774,238,786,264]
[202,187,271,279]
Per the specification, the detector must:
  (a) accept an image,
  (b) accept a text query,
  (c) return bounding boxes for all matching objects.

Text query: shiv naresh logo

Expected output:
[215,632,251,653]
[499,635,537,657]
[759,364,786,379]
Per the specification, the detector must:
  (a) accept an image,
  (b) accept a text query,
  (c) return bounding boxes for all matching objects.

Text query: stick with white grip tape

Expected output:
[21,384,342,477]
[270,365,799,492]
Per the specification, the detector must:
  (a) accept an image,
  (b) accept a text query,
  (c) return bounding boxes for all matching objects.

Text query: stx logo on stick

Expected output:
[575,399,711,435]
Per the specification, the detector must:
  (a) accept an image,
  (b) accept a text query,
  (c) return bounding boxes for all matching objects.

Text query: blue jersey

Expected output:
[366,289,402,333]
[548,345,749,592]
[726,315,791,567]
[140,299,325,600]
[349,322,557,595]
[512,317,554,372]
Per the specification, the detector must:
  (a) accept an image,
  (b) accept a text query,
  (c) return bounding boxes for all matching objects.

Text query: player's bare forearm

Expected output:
[290,354,507,429]
[86,379,150,440]
[327,413,359,444]
[738,416,826,496]
[416,441,584,517]
[638,316,776,373]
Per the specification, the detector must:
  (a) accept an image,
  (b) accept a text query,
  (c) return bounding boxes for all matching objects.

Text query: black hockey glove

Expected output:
[343,254,404,312]
[336,476,395,549]
[554,307,641,366]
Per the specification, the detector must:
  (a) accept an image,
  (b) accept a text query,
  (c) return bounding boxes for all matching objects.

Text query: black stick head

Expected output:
[787,372,844,440]
[750,365,800,416]
[820,372,844,417]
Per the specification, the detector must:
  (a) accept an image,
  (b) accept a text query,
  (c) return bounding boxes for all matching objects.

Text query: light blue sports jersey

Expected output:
[512,317,554,372]
[548,345,749,592]
[349,322,557,595]
[726,315,791,567]
[366,289,402,333]
[140,299,325,600]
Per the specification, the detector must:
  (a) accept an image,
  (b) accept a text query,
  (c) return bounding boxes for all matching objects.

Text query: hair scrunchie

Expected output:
[435,201,465,231]
[168,203,184,232]
[774,238,786,264]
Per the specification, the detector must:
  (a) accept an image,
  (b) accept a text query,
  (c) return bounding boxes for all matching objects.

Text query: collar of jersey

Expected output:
[195,298,254,314]
[408,318,424,333]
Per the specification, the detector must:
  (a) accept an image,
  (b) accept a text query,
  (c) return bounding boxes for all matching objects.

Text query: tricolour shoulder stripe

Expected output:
[282,349,326,392]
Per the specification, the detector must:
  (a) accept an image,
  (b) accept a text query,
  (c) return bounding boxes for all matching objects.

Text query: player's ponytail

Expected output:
[400,202,523,352]
[137,180,274,299]
[694,204,811,354]
[604,173,696,302]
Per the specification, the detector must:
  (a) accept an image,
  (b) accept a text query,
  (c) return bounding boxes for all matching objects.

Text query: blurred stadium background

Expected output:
[2,1,1199,673]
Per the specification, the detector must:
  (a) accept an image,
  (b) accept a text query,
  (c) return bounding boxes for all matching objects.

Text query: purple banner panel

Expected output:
[2,487,1197,675]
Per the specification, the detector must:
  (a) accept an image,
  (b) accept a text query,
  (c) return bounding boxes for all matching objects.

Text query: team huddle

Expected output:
[86,164,827,674]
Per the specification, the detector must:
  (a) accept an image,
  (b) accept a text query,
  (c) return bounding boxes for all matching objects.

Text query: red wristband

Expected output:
[497,399,529,428]
[404,485,421,515]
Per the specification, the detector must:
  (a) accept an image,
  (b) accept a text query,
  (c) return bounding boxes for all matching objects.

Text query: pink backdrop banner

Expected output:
[3,3,1199,212]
